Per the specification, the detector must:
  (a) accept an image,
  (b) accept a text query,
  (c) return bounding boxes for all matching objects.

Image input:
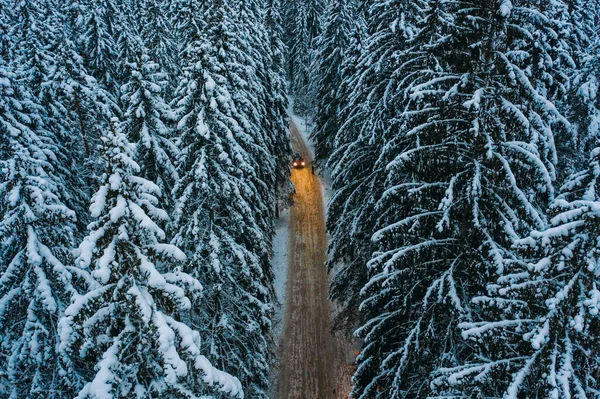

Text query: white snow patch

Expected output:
[272,207,290,340]
[318,169,333,218]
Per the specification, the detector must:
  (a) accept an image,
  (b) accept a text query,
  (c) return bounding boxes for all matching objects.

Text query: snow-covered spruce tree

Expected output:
[311,0,353,165]
[139,0,179,77]
[281,0,299,78]
[198,2,277,307]
[206,0,276,221]
[290,0,325,115]
[0,63,90,399]
[119,50,179,206]
[265,0,293,212]
[169,0,205,59]
[325,0,418,332]
[561,0,600,174]
[305,0,324,43]
[9,0,58,95]
[0,2,10,60]
[434,144,600,398]
[60,121,243,399]
[354,1,571,397]
[172,30,274,398]
[79,0,122,94]
[289,3,312,115]
[430,8,600,397]
[7,0,89,228]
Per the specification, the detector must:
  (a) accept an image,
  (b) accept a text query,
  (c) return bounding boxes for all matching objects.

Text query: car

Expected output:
[292,152,306,168]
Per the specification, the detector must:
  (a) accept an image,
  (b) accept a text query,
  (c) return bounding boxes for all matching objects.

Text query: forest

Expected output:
[1,0,600,398]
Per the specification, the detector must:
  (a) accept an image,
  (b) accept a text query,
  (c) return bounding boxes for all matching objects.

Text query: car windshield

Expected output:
[293,153,302,160]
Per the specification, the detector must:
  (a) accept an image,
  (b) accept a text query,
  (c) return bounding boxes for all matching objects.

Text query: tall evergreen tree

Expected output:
[265,0,293,211]
[79,0,122,94]
[290,3,313,115]
[325,0,416,333]
[0,2,10,60]
[139,0,179,77]
[0,62,90,399]
[60,121,243,399]
[312,0,353,164]
[352,1,571,397]
[8,0,90,228]
[305,0,324,43]
[560,0,600,175]
[172,24,274,397]
[169,0,205,58]
[119,50,179,204]
[436,145,600,397]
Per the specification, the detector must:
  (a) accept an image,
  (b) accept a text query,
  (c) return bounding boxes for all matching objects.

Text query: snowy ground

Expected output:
[272,206,290,339]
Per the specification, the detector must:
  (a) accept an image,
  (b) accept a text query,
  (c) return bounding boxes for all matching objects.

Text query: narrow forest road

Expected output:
[275,122,346,399]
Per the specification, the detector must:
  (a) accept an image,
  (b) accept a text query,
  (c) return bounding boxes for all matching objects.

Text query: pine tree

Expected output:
[305,0,324,43]
[561,0,600,175]
[281,0,299,78]
[79,0,122,94]
[0,2,10,60]
[435,143,600,398]
[169,0,205,60]
[60,121,243,399]
[10,0,56,95]
[119,50,179,204]
[312,0,353,164]
[290,3,313,115]
[139,0,179,77]
[265,0,293,212]
[0,62,90,399]
[325,0,417,333]
[208,0,276,217]
[429,4,600,396]
[353,1,571,397]
[172,27,274,398]
[8,0,87,228]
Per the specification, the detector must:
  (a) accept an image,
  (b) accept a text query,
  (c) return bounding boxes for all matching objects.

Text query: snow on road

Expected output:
[273,122,349,399]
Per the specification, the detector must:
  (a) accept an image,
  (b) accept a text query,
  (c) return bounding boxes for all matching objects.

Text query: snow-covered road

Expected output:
[273,122,346,399]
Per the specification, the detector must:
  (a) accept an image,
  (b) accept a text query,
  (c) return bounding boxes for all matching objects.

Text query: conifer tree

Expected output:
[325,0,416,332]
[0,3,10,60]
[207,0,275,216]
[435,147,600,397]
[140,0,179,77]
[79,0,122,94]
[265,0,293,211]
[9,0,87,225]
[353,1,571,397]
[560,0,600,174]
[119,50,179,204]
[10,0,54,92]
[305,0,324,42]
[60,121,243,399]
[172,27,274,398]
[0,62,90,399]
[169,0,205,59]
[312,0,353,164]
